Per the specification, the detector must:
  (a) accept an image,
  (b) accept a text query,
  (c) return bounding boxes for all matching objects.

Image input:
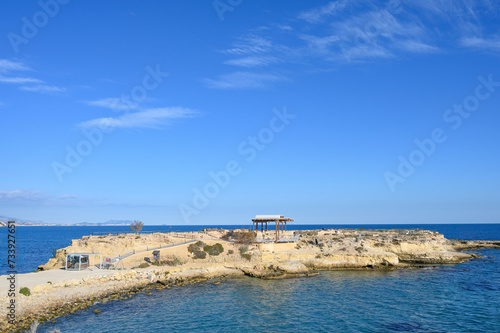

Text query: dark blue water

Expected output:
[37,248,500,332]
[1,224,499,332]
[0,224,499,275]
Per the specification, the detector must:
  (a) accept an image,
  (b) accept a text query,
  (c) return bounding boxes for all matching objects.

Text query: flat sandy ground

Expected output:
[0,237,235,292]
[0,269,116,292]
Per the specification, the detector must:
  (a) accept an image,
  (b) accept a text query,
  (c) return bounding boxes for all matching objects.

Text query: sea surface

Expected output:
[1,224,499,332]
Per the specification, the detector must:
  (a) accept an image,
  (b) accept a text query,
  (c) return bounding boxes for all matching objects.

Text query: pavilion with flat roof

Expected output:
[251,215,294,243]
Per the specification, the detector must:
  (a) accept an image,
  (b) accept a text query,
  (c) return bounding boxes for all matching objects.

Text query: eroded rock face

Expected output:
[291,228,477,267]
[275,261,308,273]
[38,234,174,270]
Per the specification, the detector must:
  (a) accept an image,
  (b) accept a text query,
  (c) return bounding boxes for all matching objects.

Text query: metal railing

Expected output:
[256,234,301,243]
[102,238,206,269]
[91,230,170,236]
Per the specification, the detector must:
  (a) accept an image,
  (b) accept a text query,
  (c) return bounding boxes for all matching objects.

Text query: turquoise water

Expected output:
[2,224,499,332]
[37,248,500,332]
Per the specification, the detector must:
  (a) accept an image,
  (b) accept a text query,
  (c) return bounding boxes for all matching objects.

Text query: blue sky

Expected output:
[1,0,499,225]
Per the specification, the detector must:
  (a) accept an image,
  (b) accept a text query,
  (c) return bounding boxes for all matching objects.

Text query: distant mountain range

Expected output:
[0,216,134,227]
[73,220,134,226]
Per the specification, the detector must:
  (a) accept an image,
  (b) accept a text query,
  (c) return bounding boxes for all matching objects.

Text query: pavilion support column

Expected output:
[275,220,278,243]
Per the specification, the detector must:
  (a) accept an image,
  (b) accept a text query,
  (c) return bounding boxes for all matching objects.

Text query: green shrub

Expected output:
[203,243,224,256]
[193,250,207,259]
[228,249,234,255]
[239,246,252,261]
[188,241,209,259]
[188,241,207,253]
[187,243,197,253]
[239,245,249,255]
[138,263,150,268]
[194,240,207,247]
[20,287,31,296]
[161,256,182,266]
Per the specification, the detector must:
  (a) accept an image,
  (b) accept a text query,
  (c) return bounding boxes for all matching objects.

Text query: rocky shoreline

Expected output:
[1,228,499,332]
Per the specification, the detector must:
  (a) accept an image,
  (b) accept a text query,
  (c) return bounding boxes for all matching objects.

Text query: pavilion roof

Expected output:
[252,215,294,222]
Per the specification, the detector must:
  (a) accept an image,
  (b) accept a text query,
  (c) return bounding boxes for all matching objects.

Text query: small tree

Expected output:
[129,220,144,234]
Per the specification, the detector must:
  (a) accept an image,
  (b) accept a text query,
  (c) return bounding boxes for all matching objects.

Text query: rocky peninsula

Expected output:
[1,228,499,332]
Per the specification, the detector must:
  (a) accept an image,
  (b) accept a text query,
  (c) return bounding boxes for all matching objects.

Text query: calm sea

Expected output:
[1,224,499,332]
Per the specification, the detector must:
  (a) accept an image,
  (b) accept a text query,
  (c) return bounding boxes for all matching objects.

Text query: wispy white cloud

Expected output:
[85,97,140,111]
[277,24,293,31]
[298,0,350,23]
[0,190,47,201]
[0,59,30,72]
[204,72,285,89]
[339,44,394,62]
[58,194,78,200]
[19,84,65,94]
[78,107,197,130]
[397,40,440,53]
[0,76,43,84]
[226,35,274,55]
[0,190,82,207]
[460,36,500,52]
[224,56,278,67]
[0,58,65,94]
[299,34,341,55]
[207,1,498,88]
[401,0,498,42]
